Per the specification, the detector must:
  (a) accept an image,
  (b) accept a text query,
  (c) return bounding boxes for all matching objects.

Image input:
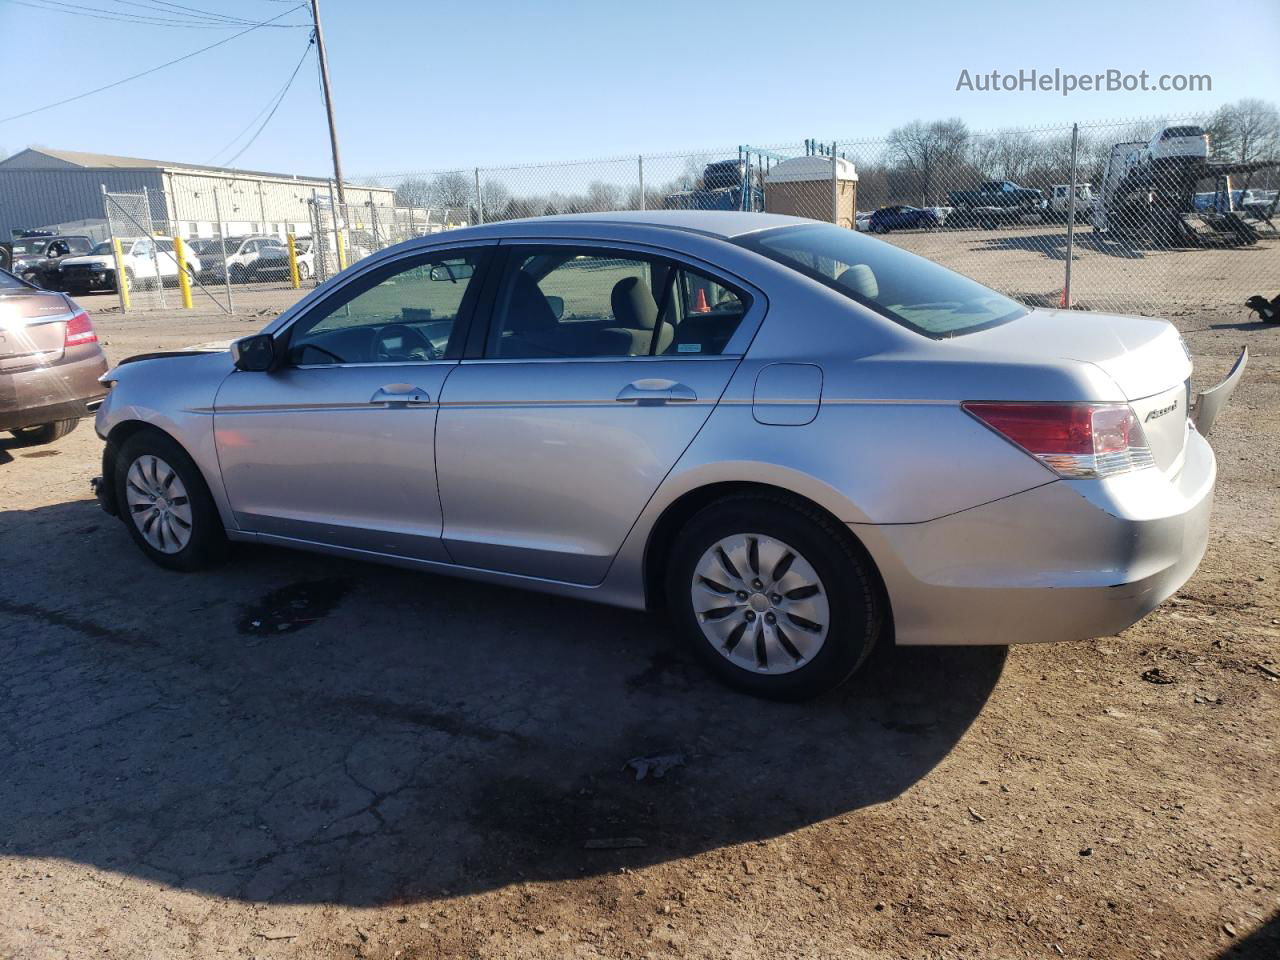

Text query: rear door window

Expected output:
[486,248,750,359]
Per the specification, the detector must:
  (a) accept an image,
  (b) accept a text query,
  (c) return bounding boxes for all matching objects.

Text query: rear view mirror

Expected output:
[545,295,564,319]
[230,333,276,372]
[429,262,475,282]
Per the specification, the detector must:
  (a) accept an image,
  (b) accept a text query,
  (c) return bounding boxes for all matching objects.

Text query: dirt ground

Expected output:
[1,266,1277,959]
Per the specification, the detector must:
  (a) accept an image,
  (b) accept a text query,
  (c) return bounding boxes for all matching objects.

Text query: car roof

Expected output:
[458,210,812,242]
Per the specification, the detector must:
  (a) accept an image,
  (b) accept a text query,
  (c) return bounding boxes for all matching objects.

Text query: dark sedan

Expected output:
[869,205,939,233]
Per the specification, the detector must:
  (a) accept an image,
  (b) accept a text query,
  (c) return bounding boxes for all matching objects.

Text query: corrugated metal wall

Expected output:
[0,167,165,238]
[0,165,394,240]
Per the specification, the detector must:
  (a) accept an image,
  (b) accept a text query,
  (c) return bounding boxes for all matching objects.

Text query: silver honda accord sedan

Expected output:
[92,211,1246,699]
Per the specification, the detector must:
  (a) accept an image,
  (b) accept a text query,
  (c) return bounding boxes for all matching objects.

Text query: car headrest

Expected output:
[506,272,559,333]
[836,264,878,300]
[610,276,659,331]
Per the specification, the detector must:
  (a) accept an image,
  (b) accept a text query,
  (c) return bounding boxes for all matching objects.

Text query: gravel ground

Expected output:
[1,275,1277,959]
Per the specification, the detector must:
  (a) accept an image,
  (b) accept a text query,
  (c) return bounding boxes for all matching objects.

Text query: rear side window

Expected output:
[738,223,1025,338]
[487,248,750,359]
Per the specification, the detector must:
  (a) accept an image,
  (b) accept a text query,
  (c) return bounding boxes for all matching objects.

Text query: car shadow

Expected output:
[2,498,1005,906]
[969,229,1150,262]
[1218,912,1280,959]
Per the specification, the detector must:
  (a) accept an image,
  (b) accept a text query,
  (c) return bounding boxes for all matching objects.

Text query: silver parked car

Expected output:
[92,212,1246,699]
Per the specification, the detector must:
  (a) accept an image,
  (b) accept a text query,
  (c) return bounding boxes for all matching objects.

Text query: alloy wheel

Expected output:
[690,533,830,675]
[125,454,193,554]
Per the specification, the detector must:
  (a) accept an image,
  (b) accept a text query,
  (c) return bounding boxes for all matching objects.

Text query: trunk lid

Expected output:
[963,307,1192,473]
[0,291,70,367]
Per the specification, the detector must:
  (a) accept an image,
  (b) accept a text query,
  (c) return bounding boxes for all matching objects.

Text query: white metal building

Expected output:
[0,147,395,240]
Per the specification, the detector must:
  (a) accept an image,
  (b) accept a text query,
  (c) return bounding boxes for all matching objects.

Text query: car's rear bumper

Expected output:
[858,425,1216,646]
[0,351,110,431]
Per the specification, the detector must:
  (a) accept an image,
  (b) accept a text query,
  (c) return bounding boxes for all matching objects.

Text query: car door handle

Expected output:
[370,384,431,406]
[615,379,698,405]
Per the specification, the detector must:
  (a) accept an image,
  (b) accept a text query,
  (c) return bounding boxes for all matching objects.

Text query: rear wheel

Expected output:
[665,494,885,700]
[8,419,78,445]
[113,430,228,571]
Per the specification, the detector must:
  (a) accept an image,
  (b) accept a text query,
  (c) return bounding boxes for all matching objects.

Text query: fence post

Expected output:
[830,141,839,226]
[1064,122,1078,309]
[474,168,484,225]
[286,232,301,288]
[142,186,166,307]
[111,236,131,312]
[173,235,193,309]
[638,155,645,211]
[213,188,233,314]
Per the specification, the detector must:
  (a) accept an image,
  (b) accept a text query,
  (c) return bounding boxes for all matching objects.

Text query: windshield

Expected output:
[11,239,50,256]
[91,241,113,255]
[737,223,1027,338]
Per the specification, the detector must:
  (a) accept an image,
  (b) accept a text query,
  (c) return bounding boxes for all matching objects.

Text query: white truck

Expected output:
[54,237,200,295]
[1048,183,1094,223]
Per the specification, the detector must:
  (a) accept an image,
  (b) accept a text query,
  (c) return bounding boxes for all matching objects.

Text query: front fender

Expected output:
[95,352,236,528]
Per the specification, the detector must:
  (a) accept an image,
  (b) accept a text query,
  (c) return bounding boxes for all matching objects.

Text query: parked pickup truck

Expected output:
[1047,183,1094,222]
[947,180,1044,210]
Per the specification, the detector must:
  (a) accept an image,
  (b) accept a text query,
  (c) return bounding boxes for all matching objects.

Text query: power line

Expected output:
[5,0,306,27]
[109,0,307,26]
[0,4,307,123]
[209,37,314,167]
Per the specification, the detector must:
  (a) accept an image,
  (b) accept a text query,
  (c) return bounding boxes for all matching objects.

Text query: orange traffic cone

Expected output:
[693,288,711,313]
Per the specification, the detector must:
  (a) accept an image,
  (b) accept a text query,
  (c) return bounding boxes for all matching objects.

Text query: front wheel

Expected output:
[113,430,228,571]
[665,494,885,700]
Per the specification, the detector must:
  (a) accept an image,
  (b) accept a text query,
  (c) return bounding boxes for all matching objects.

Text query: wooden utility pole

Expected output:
[309,0,346,206]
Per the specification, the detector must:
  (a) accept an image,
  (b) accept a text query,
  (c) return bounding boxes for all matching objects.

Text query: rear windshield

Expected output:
[1162,126,1204,139]
[737,223,1026,338]
[0,268,27,289]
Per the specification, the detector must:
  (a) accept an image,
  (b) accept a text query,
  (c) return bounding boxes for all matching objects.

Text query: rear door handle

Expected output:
[615,378,698,405]
[370,384,431,406]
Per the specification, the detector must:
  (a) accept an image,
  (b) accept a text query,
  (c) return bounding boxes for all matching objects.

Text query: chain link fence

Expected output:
[21,111,1279,318]
[356,113,1278,320]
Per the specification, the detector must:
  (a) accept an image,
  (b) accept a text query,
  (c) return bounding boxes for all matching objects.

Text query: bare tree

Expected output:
[885,118,969,205]
[428,171,475,211]
[393,177,433,207]
[1208,98,1280,162]
[585,180,622,212]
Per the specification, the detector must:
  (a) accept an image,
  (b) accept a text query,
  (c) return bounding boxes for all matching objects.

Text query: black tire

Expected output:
[664,493,885,701]
[113,428,228,571]
[298,260,311,281]
[9,419,79,445]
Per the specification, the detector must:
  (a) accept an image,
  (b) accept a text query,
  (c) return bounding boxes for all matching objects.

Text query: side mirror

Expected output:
[230,333,276,372]
[545,294,564,320]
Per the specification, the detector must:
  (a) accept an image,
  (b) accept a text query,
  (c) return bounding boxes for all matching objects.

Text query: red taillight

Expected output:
[963,401,1153,478]
[64,310,98,347]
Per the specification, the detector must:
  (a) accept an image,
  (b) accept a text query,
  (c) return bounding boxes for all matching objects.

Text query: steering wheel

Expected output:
[375,323,438,361]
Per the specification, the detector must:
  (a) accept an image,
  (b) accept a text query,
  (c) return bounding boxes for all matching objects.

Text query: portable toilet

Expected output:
[764,155,858,227]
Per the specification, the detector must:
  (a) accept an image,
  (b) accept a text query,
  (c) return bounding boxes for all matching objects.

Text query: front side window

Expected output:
[738,223,1025,338]
[488,248,750,359]
[286,250,483,365]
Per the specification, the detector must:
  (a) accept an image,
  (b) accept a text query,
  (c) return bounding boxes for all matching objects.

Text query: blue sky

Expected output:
[2,0,1277,178]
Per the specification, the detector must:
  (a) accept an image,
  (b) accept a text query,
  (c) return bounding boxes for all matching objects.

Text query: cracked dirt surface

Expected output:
[0,294,1276,959]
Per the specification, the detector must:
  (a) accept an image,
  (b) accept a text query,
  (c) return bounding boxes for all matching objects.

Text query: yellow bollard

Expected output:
[336,230,348,272]
[111,237,131,311]
[286,233,301,289]
[173,235,194,309]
